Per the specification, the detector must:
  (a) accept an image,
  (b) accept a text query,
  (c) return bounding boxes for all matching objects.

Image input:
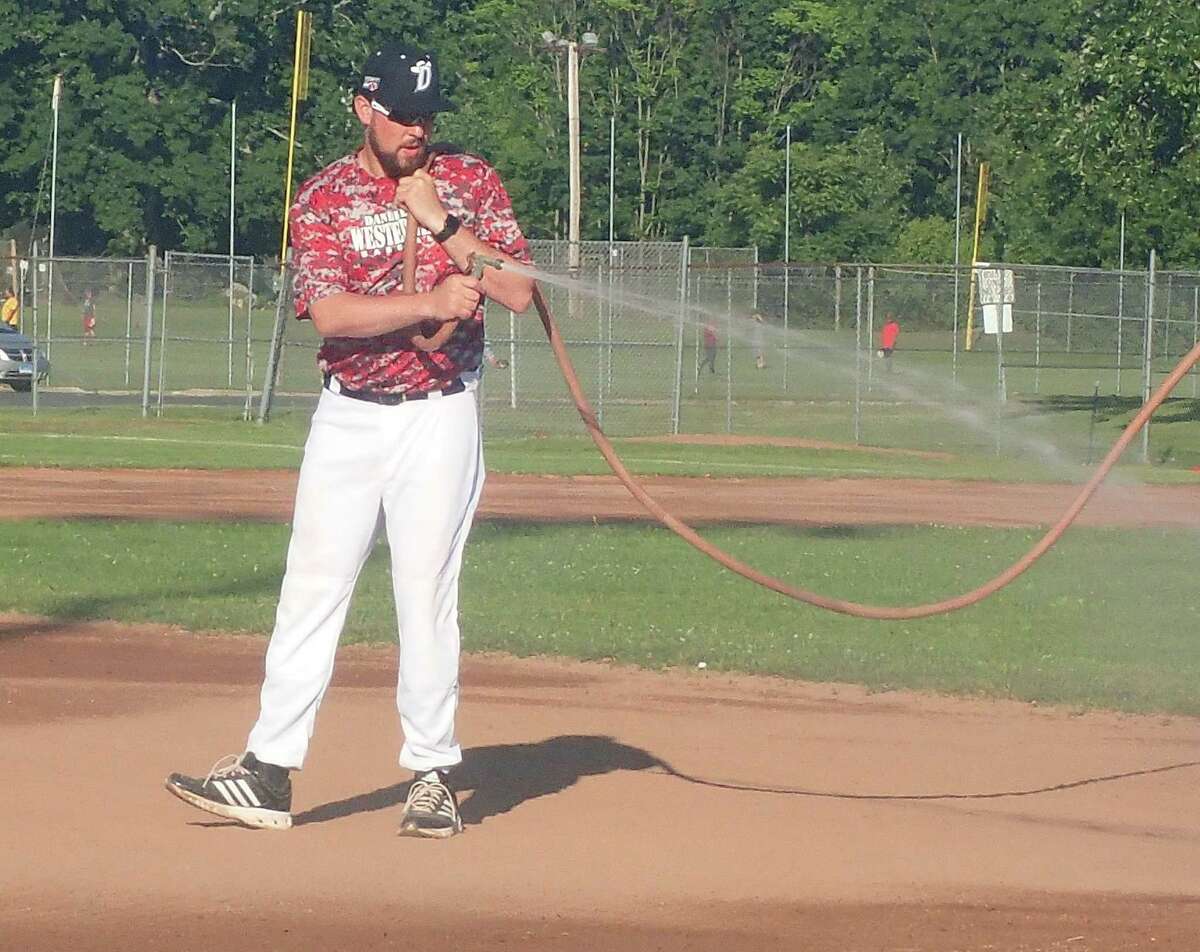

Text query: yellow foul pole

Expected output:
[279,10,313,264]
[963,161,990,352]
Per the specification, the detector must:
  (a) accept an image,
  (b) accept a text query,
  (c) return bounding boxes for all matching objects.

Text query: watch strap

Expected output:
[430,214,461,244]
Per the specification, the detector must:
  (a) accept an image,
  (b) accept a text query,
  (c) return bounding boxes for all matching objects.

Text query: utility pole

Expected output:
[541,30,602,275]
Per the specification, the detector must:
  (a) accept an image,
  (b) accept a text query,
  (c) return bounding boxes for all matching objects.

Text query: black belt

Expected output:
[324,375,466,405]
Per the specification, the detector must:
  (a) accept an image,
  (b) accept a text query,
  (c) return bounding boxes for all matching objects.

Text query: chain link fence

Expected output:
[3,248,280,416]
[6,247,1197,463]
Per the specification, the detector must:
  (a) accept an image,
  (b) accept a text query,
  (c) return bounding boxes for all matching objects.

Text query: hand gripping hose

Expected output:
[518,279,1200,620]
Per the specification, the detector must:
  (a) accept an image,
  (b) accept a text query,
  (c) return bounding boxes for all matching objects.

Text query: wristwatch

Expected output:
[430,214,461,244]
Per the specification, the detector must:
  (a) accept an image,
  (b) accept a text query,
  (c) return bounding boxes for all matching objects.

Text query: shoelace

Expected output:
[406,779,456,819]
[204,753,249,784]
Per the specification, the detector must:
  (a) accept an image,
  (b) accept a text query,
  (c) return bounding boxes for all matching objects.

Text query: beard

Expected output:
[367,125,428,178]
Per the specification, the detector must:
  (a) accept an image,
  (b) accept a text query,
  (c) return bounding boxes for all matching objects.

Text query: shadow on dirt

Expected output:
[291,735,1200,831]
[294,734,665,828]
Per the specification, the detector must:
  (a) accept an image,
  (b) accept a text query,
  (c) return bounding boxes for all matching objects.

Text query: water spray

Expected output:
[523,282,1200,620]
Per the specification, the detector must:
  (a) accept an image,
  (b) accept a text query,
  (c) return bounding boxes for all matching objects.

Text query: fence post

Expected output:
[725,267,733,433]
[141,245,156,417]
[244,258,255,420]
[1163,273,1174,358]
[1141,250,1156,463]
[834,265,841,331]
[752,245,759,314]
[257,263,291,424]
[782,261,790,392]
[866,266,876,391]
[30,243,39,415]
[508,308,517,410]
[1066,272,1074,353]
[1192,284,1198,399]
[670,236,688,434]
[596,262,605,428]
[854,265,862,444]
[1116,257,1125,395]
[1035,280,1042,394]
[156,253,169,415]
[123,261,134,387]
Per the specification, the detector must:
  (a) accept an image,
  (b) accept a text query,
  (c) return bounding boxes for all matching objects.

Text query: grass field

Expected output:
[4,286,1199,718]
[3,518,1198,716]
[2,404,1200,482]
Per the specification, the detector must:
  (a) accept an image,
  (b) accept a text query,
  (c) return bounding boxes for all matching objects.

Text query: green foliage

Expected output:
[2,1,1199,267]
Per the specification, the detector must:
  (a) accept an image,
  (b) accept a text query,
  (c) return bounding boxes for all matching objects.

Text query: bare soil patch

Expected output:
[3,617,1199,951]
[4,466,1200,528]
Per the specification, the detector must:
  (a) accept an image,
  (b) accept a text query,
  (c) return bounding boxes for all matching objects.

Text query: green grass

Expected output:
[2,405,1199,483]
[3,518,1198,716]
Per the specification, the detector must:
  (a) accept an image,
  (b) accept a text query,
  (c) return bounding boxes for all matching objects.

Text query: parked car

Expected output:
[0,323,50,392]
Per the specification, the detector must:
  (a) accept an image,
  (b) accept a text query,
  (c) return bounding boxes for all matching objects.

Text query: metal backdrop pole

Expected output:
[141,246,156,417]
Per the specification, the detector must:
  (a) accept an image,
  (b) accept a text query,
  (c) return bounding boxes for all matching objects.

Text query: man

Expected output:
[165,42,534,838]
[879,313,900,372]
[751,313,766,370]
[700,321,718,375]
[1,288,18,329]
[82,289,97,341]
[482,342,508,370]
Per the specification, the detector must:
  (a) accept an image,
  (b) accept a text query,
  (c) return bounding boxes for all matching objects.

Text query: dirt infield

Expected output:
[3,617,1199,951]
[3,467,1200,949]
[4,466,1200,528]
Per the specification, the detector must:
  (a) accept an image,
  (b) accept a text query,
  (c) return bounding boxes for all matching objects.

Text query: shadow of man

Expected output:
[295,734,664,828]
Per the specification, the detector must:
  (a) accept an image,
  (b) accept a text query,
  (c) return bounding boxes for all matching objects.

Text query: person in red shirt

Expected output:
[879,314,900,372]
[700,321,718,375]
[166,41,534,840]
[81,289,97,343]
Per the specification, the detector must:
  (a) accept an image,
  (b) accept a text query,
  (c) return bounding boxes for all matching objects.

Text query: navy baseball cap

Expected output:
[356,43,455,117]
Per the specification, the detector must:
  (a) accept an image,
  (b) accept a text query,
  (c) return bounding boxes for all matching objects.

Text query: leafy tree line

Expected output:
[2,0,1197,268]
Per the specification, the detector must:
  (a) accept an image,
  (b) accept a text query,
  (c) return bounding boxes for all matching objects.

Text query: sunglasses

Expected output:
[369,99,434,127]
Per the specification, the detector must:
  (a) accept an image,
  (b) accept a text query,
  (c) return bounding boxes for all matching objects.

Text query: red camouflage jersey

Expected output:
[290,149,531,394]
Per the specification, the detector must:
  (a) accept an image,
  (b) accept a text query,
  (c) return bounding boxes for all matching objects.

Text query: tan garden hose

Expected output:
[520,278,1200,620]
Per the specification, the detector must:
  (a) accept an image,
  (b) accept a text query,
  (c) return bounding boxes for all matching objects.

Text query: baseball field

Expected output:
[3,402,1200,950]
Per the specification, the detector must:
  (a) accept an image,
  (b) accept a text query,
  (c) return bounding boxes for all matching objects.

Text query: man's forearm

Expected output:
[308,291,436,338]
[439,229,535,314]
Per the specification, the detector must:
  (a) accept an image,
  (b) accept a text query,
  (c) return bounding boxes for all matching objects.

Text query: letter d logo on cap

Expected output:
[410,59,432,92]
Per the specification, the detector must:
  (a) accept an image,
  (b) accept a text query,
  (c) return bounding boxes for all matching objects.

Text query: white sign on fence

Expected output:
[976,262,1015,334]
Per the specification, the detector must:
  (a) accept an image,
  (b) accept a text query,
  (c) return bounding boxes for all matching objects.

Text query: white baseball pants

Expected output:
[245,382,484,773]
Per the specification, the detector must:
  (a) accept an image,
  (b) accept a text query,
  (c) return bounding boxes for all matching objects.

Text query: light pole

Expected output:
[541,30,602,274]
